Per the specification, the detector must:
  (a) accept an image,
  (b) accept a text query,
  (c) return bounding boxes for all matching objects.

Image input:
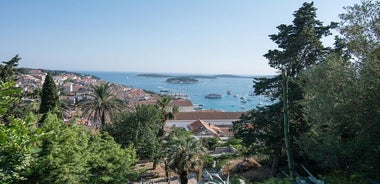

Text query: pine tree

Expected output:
[0,55,21,83]
[235,2,336,176]
[39,73,59,114]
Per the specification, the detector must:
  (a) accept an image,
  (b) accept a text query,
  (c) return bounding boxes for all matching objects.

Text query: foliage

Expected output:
[357,47,380,176]
[235,2,337,176]
[39,73,59,114]
[298,47,380,178]
[339,0,380,60]
[297,55,358,170]
[200,136,220,151]
[0,114,40,184]
[31,113,91,183]
[215,154,234,169]
[105,105,163,162]
[256,177,292,184]
[80,83,125,128]
[204,155,215,168]
[0,55,21,83]
[264,2,336,76]
[293,0,379,179]
[233,104,283,174]
[0,79,40,183]
[0,82,21,118]
[322,173,372,184]
[86,133,137,184]
[30,112,137,183]
[162,131,207,184]
[156,96,179,137]
[230,174,252,184]
[156,96,178,120]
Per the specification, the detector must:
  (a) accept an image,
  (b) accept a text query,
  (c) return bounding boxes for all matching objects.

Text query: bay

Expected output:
[82,71,272,112]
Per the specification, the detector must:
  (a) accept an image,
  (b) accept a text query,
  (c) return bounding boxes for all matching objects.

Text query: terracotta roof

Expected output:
[170,99,193,107]
[187,119,221,136]
[215,125,234,137]
[175,111,244,120]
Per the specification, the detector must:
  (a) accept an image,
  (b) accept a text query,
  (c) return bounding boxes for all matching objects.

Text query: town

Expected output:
[2,0,378,183]
[17,69,243,140]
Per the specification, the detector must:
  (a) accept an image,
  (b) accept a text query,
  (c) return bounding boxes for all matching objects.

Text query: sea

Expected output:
[82,71,273,112]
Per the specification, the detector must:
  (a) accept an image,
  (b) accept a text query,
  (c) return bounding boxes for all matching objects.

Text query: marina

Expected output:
[84,71,272,112]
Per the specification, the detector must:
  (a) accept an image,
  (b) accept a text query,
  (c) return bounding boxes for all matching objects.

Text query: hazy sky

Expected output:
[1,0,360,75]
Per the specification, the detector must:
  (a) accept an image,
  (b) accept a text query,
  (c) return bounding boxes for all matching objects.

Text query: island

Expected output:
[138,73,253,79]
[166,77,199,84]
[213,74,253,78]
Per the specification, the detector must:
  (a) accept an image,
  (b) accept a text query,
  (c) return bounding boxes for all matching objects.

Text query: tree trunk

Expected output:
[101,113,106,128]
[164,162,170,184]
[196,162,204,182]
[197,168,203,182]
[153,161,157,170]
[282,69,294,177]
[271,148,281,176]
[179,171,188,184]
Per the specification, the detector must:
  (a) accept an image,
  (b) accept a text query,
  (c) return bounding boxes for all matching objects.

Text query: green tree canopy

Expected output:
[339,0,380,60]
[0,81,40,183]
[0,55,21,83]
[264,2,336,76]
[80,83,125,128]
[39,73,59,114]
[162,132,207,184]
[105,104,163,163]
[235,2,336,175]
[30,112,137,184]
[298,47,380,178]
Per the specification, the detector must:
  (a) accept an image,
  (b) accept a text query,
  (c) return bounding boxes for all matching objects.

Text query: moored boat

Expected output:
[205,94,222,99]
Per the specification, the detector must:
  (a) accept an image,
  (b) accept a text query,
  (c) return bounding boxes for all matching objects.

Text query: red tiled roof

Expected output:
[175,111,244,120]
[215,125,234,137]
[170,99,193,107]
[187,119,221,136]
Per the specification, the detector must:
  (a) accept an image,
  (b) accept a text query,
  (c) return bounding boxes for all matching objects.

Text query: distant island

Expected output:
[166,77,199,84]
[213,74,252,78]
[138,73,252,79]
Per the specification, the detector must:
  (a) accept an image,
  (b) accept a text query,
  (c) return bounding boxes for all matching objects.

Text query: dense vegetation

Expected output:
[234,1,380,183]
[0,1,379,184]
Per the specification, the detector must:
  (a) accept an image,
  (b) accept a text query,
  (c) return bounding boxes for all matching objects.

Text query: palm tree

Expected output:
[80,83,125,128]
[155,97,180,170]
[156,96,179,137]
[163,134,207,184]
[156,96,179,120]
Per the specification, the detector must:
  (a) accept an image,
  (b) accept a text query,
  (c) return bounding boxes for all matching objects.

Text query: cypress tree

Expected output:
[39,73,59,114]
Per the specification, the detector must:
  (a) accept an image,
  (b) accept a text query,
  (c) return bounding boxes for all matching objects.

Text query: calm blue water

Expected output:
[83,71,272,112]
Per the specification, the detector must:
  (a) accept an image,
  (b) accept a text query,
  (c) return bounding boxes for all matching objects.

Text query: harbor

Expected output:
[84,71,273,112]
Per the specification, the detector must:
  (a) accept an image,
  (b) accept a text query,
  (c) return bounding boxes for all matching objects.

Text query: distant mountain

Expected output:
[213,74,253,78]
[183,75,216,79]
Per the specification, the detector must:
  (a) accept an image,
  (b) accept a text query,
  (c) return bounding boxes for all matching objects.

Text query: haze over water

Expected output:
[84,71,273,112]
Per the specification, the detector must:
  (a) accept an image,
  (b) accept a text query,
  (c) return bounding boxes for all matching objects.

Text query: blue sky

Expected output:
[1,0,360,75]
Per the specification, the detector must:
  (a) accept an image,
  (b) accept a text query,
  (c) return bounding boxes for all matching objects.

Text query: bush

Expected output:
[230,174,252,184]
[322,173,372,184]
[256,177,291,184]
[204,155,215,168]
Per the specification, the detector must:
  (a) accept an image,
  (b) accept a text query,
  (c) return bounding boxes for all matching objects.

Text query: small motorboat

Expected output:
[205,94,222,99]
